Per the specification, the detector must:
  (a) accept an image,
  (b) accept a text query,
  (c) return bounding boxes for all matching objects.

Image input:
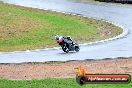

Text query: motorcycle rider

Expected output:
[55,35,73,48]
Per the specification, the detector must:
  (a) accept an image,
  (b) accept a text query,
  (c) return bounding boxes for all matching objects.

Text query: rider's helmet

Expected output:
[55,35,60,41]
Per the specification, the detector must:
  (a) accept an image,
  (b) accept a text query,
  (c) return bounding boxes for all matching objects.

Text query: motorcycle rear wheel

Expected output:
[75,46,80,52]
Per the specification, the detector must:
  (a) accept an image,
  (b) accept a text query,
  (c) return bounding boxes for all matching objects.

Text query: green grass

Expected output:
[0,3,122,52]
[0,78,131,88]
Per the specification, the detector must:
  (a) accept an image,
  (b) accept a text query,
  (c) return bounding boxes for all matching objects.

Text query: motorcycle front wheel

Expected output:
[62,45,69,53]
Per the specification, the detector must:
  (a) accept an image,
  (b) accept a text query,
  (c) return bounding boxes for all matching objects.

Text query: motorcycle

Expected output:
[58,37,80,53]
[61,42,80,53]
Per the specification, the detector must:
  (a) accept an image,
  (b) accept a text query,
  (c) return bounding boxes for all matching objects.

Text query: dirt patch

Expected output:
[0,58,132,80]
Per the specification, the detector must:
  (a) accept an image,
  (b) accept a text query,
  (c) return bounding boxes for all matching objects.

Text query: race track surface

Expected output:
[0,0,132,63]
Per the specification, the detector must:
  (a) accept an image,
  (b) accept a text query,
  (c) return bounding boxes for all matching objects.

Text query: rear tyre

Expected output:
[75,46,80,52]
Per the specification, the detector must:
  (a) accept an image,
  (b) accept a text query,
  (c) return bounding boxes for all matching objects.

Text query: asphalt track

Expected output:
[0,0,132,63]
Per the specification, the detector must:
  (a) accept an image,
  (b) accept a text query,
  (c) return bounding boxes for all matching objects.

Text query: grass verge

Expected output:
[0,3,122,52]
[0,78,131,88]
